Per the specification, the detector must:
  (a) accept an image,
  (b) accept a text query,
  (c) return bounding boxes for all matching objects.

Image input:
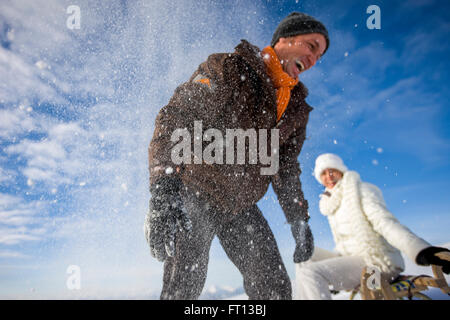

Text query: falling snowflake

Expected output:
[165,167,174,175]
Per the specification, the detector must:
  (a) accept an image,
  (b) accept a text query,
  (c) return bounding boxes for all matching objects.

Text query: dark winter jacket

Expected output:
[148,40,313,223]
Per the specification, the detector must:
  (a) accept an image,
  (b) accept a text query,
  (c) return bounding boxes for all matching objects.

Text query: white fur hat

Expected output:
[314,153,348,184]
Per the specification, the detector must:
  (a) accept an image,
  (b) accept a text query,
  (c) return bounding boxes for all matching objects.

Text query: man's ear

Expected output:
[277,37,288,45]
[273,37,288,51]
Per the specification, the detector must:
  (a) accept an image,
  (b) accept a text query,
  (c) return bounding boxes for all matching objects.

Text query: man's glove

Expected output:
[416,246,450,274]
[144,176,192,262]
[291,218,314,263]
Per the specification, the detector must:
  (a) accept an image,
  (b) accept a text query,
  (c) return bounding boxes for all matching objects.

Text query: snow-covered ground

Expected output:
[200,285,246,300]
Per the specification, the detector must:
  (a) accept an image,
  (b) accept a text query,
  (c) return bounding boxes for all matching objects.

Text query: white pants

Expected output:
[294,247,366,300]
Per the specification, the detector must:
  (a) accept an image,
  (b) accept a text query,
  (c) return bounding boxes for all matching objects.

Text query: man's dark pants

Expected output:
[160,186,292,300]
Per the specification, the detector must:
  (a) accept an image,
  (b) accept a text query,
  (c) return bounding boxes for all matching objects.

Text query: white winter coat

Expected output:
[319,171,430,274]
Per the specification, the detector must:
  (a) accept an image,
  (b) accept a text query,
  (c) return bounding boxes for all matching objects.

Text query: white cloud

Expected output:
[8,139,66,160]
[6,137,69,185]
[0,107,36,138]
[0,228,41,245]
[48,123,83,141]
[0,193,49,236]
[0,167,15,183]
[0,193,21,207]
[0,249,30,259]
[0,46,65,105]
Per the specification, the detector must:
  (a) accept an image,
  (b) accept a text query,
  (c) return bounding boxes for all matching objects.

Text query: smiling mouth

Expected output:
[295,60,305,71]
[327,180,338,186]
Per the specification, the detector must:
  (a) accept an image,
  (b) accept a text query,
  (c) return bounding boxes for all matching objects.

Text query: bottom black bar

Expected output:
[1,300,447,318]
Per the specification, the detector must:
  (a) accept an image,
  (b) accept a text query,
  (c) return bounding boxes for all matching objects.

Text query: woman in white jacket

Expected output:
[295,153,449,300]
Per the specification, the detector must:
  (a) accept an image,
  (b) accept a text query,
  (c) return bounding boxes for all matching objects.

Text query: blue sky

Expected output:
[0,0,449,298]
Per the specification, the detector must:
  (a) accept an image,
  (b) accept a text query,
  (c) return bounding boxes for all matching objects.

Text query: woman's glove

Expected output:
[291,219,314,263]
[144,176,192,262]
[416,246,450,274]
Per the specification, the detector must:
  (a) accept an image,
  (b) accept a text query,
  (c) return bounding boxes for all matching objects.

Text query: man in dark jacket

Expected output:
[145,12,329,300]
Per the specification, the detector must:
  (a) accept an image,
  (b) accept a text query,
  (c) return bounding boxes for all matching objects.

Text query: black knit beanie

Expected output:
[271,12,330,54]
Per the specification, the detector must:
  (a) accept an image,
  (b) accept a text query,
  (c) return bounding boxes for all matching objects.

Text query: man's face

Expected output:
[320,168,343,189]
[273,33,327,79]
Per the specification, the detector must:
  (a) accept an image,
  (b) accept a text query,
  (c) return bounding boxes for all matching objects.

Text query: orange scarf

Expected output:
[262,46,298,122]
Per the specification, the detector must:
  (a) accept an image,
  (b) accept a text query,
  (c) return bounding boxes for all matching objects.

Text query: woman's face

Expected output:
[320,168,343,189]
